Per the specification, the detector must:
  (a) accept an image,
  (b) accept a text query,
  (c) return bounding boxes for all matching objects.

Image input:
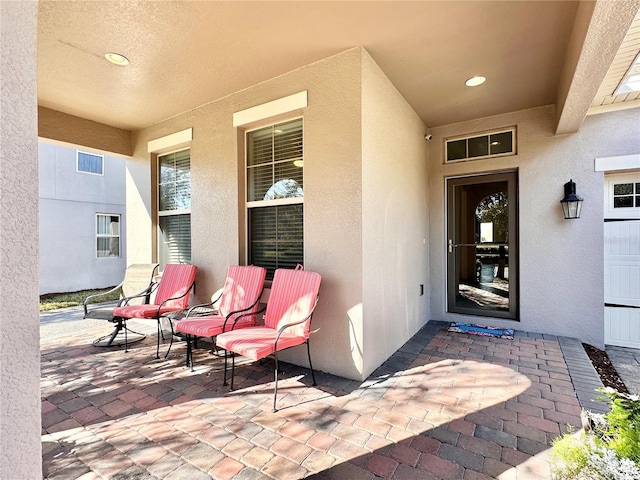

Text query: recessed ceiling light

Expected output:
[465,76,486,87]
[104,52,130,66]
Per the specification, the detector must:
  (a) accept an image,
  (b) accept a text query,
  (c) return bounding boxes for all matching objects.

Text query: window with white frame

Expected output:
[158,149,191,267]
[96,214,120,258]
[445,127,516,163]
[246,118,303,279]
[77,151,104,175]
[612,181,640,209]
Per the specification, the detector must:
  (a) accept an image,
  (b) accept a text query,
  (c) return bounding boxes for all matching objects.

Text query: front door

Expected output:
[447,172,518,319]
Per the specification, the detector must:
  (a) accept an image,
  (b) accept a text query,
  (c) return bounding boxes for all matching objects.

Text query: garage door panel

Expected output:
[604,221,640,307]
[605,307,640,348]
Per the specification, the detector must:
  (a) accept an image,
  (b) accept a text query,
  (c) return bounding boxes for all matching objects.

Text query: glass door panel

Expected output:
[446,172,518,319]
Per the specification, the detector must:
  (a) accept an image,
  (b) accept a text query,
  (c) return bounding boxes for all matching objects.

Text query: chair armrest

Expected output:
[184,301,219,319]
[156,281,196,316]
[225,304,266,331]
[273,295,319,347]
[119,281,158,307]
[83,282,123,315]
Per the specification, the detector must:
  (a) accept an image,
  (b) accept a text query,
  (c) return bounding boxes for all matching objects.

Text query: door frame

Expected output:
[445,170,519,320]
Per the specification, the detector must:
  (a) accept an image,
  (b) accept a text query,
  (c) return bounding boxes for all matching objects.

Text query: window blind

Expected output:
[159,149,191,211]
[159,214,191,265]
[77,151,103,175]
[247,118,303,202]
[249,205,303,276]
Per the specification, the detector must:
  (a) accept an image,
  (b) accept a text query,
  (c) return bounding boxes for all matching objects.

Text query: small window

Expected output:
[77,151,104,175]
[613,182,640,208]
[445,127,516,163]
[96,214,120,258]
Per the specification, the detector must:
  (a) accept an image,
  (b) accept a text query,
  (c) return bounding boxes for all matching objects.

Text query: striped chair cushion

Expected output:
[263,268,321,337]
[175,265,266,338]
[217,265,267,318]
[175,314,255,337]
[113,304,180,319]
[154,263,198,309]
[216,327,307,361]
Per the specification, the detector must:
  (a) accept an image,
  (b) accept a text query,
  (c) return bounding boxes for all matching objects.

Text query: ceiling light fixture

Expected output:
[465,76,486,87]
[104,52,130,66]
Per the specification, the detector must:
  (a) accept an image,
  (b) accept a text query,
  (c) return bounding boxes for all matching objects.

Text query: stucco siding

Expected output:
[361,51,430,376]
[129,49,365,379]
[429,106,640,348]
[0,1,42,477]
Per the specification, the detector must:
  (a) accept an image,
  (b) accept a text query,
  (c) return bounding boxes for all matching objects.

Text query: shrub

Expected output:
[551,388,640,480]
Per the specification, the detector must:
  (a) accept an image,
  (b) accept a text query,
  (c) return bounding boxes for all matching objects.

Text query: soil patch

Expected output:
[583,343,629,394]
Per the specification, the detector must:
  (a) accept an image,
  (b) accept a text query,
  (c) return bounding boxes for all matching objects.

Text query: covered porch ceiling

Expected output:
[38,1,640,146]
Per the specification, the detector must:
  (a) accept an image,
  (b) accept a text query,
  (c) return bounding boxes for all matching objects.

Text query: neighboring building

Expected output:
[39,141,126,294]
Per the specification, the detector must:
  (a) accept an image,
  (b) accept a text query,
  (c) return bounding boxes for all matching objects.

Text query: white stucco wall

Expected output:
[128,49,366,379]
[0,1,42,477]
[361,52,430,376]
[429,106,640,348]
[39,141,127,294]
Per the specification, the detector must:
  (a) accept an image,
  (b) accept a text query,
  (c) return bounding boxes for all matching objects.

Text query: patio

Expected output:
[41,312,609,480]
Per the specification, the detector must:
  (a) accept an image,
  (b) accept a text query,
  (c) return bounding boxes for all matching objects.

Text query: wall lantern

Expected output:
[560,179,584,219]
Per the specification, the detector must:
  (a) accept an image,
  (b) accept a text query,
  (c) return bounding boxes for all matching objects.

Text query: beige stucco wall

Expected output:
[38,107,133,156]
[429,106,640,348]
[128,48,366,379]
[361,52,429,375]
[0,1,42,477]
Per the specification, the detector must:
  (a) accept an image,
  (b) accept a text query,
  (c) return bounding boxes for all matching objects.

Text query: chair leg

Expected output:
[273,352,280,412]
[223,349,229,386]
[155,320,161,359]
[230,353,236,391]
[123,318,128,353]
[164,317,175,359]
[185,335,192,369]
[306,340,317,386]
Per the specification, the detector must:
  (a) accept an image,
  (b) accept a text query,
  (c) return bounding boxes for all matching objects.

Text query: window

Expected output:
[77,151,104,175]
[96,214,120,257]
[613,182,640,209]
[445,127,516,163]
[158,149,191,266]
[246,118,303,279]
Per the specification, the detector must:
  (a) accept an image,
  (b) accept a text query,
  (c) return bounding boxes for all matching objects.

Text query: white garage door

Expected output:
[604,173,640,349]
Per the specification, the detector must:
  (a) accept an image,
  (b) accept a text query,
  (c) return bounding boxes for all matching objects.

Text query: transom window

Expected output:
[158,149,191,267]
[246,118,303,279]
[96,214,120,258]
[77,151,103,175]
[445,127,516,163]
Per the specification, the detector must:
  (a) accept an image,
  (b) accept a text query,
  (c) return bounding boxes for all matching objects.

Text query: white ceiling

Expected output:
[37,1,640,132]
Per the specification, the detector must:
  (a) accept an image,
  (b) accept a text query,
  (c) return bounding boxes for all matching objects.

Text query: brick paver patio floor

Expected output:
[41,317,608,479]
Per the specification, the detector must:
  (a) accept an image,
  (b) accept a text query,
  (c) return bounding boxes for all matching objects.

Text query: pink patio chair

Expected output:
[216,267,321,412]
[174,265,267,370]
[113,263,198,358]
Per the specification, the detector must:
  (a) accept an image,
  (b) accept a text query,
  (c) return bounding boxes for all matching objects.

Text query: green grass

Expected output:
[40,287,120,311]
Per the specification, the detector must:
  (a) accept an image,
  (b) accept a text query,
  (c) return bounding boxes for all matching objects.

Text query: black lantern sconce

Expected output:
[560,179,584,219]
